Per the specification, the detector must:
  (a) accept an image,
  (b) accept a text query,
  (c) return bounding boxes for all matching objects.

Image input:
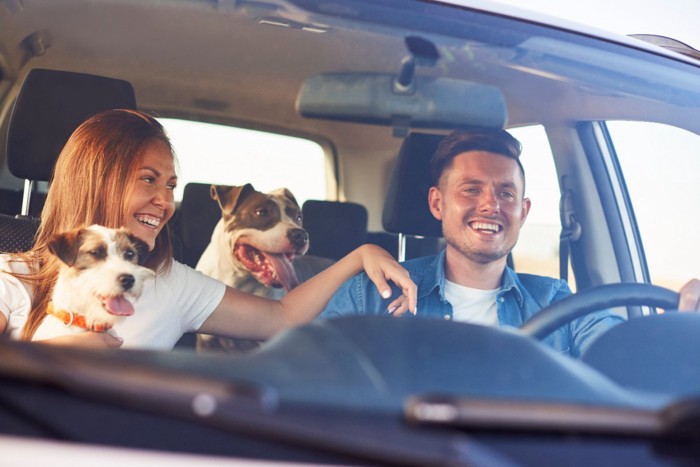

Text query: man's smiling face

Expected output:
[429,150,530,266]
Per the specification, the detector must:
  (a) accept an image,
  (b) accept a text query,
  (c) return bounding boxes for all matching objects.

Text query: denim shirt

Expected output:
[319,250,624,357]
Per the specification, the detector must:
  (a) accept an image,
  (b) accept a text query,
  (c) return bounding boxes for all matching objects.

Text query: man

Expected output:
[319,129,700,357]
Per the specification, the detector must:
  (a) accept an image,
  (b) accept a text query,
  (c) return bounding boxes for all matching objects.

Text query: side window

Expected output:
[607,122,700,290]
[158,119,328,204]
[508,126,563,281]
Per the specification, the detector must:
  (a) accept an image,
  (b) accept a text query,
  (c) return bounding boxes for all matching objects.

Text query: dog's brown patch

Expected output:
[48,227,107,269]
[73,228,109,270]
[226,194,282,232]
[114,228,150,266]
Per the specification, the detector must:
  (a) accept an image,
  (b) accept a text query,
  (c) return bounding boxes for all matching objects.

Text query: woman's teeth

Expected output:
[136,215,160,228]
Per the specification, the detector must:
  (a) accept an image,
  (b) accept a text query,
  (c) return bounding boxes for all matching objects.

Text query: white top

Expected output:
[444,279,499,326]
[0,256,226,350]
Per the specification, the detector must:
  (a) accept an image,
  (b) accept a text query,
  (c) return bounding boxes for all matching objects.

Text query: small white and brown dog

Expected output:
[195,183,310,352]
[33,225,154,341]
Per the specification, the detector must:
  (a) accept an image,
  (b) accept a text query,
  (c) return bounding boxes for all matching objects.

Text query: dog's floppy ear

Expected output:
[271,187,300,209]
[210,184,258,213]
[47,228,85,267]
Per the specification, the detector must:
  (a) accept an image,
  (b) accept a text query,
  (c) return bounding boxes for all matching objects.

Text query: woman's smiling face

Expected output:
[125,139,177,250]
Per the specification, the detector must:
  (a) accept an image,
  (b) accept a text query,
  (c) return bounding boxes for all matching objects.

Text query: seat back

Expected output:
[0,68,136,253]
[302,200,368,261]
[381,132,445,261]
[174,183,222,268]
[6,68,137,214]
[0,214,40,253]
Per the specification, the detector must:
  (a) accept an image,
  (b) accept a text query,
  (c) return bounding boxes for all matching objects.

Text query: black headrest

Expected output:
[302,200,368,261]
[381,132,444,237]
[177,183,222,268]
[6,68,137,181]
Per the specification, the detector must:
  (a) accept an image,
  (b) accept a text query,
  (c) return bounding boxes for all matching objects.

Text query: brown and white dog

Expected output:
[196,184,309,293]
[195,184,310,352]
[32,225,154,341]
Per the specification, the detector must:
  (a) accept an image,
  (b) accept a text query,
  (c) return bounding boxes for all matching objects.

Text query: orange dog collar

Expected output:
[46,302,111,333]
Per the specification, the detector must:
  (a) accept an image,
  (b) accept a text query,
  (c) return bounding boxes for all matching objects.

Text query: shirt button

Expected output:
[444,314,451,320]
[499,297,505,302]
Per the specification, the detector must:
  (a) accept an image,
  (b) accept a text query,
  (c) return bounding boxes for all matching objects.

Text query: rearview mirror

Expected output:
[296,73,508,132]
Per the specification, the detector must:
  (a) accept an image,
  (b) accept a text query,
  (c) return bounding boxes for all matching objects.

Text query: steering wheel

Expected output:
[519,283,680,340]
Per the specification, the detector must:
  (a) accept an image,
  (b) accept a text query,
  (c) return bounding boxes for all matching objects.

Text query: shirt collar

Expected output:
[425,250,524,306]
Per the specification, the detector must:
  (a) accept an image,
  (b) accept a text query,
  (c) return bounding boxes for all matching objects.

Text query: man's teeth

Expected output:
[136,215,161,228]
[471,221,500,233]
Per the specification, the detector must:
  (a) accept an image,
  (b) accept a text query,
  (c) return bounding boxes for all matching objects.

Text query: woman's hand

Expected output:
[679,279,700,311]
[387,294,413,317]
[34,331,124,348]
[356,244,417,315]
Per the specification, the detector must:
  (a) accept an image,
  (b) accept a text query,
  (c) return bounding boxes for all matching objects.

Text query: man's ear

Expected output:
[428,186,444,221]
[520,197,532,227]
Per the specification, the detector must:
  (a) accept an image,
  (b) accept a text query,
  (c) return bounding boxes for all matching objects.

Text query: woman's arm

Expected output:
[199,244,416,340]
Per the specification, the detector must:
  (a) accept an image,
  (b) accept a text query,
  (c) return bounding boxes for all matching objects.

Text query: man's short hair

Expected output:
[430,129,525,188]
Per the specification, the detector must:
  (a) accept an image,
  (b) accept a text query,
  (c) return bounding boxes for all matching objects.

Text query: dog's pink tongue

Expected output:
[104,296,135,316]
[266,253,300,291]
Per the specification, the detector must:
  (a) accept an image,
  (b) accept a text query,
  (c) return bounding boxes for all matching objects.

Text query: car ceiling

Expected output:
[1,0,699,215]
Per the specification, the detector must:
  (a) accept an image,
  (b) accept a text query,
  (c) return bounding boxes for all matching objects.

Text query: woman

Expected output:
[0,109,416,349]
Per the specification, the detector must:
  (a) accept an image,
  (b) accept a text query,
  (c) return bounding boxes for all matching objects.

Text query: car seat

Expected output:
[302,199,368,261]
[0,68,136,253]
[173,183,222,268]
[380,132,446,261]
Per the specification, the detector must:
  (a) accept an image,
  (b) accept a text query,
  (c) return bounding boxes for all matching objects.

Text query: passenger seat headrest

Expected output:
[302,200,368,261]
[177,183,222,268]
[382,132,444,238]
[6,68,137,182]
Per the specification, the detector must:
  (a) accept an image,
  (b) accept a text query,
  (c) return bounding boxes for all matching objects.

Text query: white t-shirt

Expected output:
[0,256,33,340]
[444,279,499,326]
[0,256,226,350]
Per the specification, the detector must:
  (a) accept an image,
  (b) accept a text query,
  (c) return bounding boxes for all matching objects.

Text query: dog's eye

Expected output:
[297,214,303,223]
[255,208,269,217]
[124,249,135,261]
[89,247,106,259]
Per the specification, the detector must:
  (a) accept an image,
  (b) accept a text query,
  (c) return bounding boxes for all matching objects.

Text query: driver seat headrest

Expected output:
[381,132,444,238]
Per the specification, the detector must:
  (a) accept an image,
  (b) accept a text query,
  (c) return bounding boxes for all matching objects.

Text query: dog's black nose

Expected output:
[288,228,309,247]
[119,274,135,291]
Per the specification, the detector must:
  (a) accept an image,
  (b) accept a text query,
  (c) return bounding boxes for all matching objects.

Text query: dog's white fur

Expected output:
[33,225,154,341]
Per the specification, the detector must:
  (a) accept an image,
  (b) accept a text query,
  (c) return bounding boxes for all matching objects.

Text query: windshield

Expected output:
[1,0,700,464]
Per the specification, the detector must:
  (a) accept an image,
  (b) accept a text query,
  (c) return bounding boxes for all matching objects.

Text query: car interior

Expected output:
[1,0,700,464]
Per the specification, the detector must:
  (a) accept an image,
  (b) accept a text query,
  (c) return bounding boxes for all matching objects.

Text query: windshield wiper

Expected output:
[405,394,700,439]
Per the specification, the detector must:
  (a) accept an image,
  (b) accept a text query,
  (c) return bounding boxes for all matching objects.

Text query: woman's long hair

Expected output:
[11,109,176,340]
